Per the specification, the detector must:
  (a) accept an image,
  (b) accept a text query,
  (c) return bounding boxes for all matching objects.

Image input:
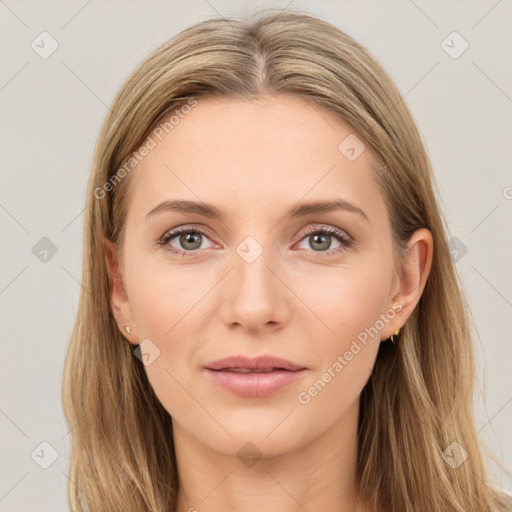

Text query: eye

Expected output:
[158,225,215,256]
[158,224,354,258]
[295,226,353,257]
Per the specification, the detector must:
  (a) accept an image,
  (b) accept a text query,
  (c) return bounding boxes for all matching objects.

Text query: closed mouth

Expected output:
[211,367,296,373]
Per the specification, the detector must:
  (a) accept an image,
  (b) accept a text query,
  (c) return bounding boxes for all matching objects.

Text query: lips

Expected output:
[216,368,280,373]
[205,355,306,372]
[204,355,307,397]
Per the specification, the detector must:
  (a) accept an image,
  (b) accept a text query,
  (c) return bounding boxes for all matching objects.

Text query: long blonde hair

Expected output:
[62,8,511,511]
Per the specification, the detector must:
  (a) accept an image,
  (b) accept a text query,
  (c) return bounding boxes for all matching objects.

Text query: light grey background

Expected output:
[1,0,511,510]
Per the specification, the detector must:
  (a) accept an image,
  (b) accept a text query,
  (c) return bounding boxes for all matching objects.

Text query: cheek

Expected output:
[293,273,388,413]
[123,256,208,410]
[290,260,391,396]
[293,260,393,345]
[124,260,200,419]
[125,254,201,338]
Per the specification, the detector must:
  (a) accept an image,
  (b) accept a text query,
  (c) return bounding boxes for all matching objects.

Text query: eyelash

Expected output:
[158,224,354,259]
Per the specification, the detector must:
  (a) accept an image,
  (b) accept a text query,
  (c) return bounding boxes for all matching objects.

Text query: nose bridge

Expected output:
[221,233,288,329]
[234,234,278,301]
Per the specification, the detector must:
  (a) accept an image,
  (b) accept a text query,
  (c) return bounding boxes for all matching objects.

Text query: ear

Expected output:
[381,228,433,340]
[103,237,138,345]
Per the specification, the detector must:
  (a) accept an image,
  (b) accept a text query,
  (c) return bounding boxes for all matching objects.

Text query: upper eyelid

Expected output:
[161,223,216,242]
[302,225,351,238]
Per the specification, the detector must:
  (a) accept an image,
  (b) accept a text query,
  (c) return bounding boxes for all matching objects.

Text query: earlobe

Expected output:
[383,228,434,340]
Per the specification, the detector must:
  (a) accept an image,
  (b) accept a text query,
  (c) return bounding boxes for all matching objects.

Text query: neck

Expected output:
[172,400,366,512]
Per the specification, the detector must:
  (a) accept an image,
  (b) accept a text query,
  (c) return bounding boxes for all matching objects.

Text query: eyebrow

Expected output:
[146,198,370,223]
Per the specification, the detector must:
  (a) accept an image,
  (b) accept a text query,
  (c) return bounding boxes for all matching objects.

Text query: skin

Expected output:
[104,95,433,512]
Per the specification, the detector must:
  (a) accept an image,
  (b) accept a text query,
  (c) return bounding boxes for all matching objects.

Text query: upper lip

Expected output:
[205,355,306,371]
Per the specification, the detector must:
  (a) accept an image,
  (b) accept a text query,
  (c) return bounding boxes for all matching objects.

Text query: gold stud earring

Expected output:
[390,328,400,344]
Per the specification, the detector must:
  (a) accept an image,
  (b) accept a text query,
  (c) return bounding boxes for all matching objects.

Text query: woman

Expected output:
[62,8,512,512]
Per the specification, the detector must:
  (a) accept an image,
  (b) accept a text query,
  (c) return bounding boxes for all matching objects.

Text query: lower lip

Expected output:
[204,368,307,397]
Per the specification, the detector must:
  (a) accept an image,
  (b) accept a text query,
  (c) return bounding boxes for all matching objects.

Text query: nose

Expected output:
[219,244,291,334]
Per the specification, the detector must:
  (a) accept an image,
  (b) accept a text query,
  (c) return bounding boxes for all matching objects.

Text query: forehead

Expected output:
[126,95,385,223]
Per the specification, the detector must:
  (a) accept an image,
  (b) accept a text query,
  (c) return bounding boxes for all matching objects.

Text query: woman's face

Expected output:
[109,95,412,458]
